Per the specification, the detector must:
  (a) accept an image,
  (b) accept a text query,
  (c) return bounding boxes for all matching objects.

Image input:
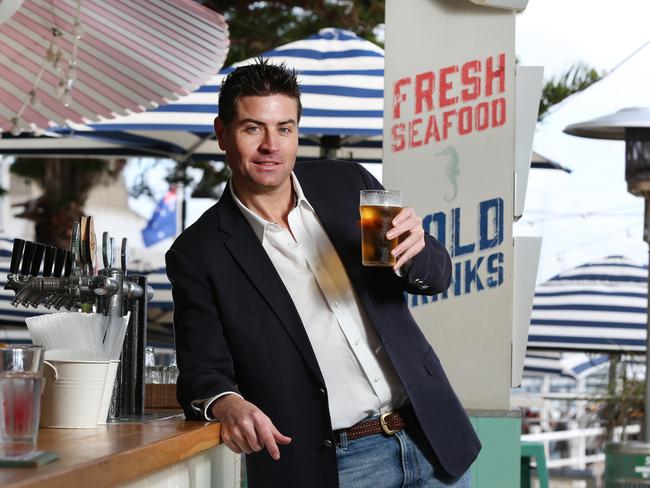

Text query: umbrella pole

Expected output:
[643,196,650,442]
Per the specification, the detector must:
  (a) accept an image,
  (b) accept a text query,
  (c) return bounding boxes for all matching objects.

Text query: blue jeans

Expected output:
[336,419,472,488]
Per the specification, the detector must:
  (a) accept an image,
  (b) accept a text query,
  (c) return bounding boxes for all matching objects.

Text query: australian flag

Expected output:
[142,188,177,247]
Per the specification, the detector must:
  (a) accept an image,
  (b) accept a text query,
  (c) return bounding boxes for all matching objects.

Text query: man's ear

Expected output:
[214,116,227,150]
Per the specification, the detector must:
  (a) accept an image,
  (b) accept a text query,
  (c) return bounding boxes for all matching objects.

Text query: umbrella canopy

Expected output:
[528,255,647,353]
[523,352,609,379]
[0,0,229,134]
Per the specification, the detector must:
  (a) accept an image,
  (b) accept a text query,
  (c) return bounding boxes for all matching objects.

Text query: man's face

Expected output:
[215,94,299,198]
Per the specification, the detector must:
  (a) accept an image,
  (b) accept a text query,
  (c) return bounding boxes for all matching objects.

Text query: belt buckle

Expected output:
[379,412,399,436]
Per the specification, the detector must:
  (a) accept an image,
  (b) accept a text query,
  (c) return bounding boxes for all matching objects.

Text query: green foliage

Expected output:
[598,357,644,441]
[203,1,385,65]
[598,376,644,438]
[539,63,604,119]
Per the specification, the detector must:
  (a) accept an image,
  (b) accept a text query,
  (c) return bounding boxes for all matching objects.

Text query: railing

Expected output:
[522,424,641,469]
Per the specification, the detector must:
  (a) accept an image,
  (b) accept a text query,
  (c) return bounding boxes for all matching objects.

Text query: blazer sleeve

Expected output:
[355,163,452,296]
[166,247,241,420]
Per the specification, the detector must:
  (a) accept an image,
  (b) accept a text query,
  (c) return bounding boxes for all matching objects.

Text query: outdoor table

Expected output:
[0,410,237,488]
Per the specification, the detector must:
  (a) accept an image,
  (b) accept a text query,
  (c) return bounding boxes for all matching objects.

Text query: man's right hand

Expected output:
[211,394,292,460]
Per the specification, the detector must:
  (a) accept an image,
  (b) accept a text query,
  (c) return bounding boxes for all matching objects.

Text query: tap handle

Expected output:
[66,222,81,264]
[43,245,56,277]
[29,243,46,276]
[102,232,110,268]
[69,222,83,276]
[110,237,116,268]
[53,248,66,277]
[79,216,88,266]
[10,239,25,274]
[64,250,72,277]
[20,241,35,276]
[121,237,128,273]
[86,216,97,273]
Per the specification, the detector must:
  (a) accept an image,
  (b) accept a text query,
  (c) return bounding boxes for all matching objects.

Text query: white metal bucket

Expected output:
[40,359,114,428]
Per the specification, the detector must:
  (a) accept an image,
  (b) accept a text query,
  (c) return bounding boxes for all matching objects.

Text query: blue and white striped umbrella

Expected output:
[528,256,647,353]
[523,352,609,379]
[57,27,384,161]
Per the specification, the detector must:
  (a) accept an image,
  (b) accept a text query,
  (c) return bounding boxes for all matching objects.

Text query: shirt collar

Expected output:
[229,172,314,242]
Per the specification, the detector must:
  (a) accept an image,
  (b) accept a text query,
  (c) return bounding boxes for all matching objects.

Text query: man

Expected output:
[166,59,480,488]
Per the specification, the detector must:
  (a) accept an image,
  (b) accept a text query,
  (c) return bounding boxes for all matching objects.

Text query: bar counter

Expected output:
[0,411,226,488]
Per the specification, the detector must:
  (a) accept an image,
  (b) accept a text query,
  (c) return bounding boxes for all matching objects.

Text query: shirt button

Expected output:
[334,302,341,308]
[323,439,333,448]
[374,377,380,383]
[354,339,360,346]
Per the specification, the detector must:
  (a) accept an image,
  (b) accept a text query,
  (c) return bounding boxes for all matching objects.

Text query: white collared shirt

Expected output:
[225,173,407,430]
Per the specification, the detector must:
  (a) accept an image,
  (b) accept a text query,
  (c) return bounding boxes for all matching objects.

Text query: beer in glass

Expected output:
[360,190,402,266]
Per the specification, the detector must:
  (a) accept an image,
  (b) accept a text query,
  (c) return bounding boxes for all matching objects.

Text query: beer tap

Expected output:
[5,217,154,418]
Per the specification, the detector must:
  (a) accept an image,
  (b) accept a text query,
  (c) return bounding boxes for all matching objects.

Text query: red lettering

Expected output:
[461,60,481,102]
[475,102,489,131]
[415,72,435,114]
[392,123,406,152]
[409,118,423,148]
[439,66,458,108]
[442,110,456,140]
[485,53,505,97]
[424,115,441,144]
[458,107,472,135]
[491,98,506,127]
[393,77,411,119]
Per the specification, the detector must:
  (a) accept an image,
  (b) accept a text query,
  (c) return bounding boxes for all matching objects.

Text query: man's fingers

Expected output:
[259,429,281,460]
[272,424,292,445]
[240,418,263,452]
[224,440,243,454]
[391,231,420,257]
[387,210,420,240]
[222,427,250,454]
[392,207,415,227]
[394,241,424,271]
[259,423,292,460]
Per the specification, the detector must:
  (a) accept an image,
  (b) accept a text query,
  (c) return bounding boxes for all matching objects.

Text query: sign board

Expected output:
[384,0,516,409]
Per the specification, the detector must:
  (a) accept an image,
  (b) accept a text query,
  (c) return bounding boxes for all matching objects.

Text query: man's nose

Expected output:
[259,131,279,153]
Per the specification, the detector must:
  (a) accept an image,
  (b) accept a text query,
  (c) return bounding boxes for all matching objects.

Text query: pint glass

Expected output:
[360,190,402,266]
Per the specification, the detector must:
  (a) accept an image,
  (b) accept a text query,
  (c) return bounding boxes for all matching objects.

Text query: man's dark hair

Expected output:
[218,58,302,125]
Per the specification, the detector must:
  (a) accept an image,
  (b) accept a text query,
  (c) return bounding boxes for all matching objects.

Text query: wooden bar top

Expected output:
[0,411,222,488]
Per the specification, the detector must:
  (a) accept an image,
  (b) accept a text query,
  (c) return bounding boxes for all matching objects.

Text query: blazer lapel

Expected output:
[217,188,325,385]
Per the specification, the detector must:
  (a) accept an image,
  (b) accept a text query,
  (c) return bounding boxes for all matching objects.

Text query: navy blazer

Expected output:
[166,160,481,488]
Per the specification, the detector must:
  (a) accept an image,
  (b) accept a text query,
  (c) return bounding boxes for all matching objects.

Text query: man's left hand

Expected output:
[386,207,425,272]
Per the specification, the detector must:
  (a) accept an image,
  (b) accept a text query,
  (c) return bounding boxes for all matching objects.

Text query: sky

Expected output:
[514,0,650,282]
[515,0,650,80]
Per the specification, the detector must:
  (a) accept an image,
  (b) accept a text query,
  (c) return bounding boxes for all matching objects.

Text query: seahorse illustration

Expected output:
[436,146,460,202]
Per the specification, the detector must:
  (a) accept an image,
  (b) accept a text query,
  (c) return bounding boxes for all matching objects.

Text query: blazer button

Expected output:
[323,439,333,448]
[318,388,326,397]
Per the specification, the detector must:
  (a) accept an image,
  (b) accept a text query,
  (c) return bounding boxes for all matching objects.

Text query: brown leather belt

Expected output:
[337,407,410,442]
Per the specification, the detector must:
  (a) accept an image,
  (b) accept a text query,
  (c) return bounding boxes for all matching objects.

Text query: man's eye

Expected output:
[279,127,292,134]
[245,126,261,134]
